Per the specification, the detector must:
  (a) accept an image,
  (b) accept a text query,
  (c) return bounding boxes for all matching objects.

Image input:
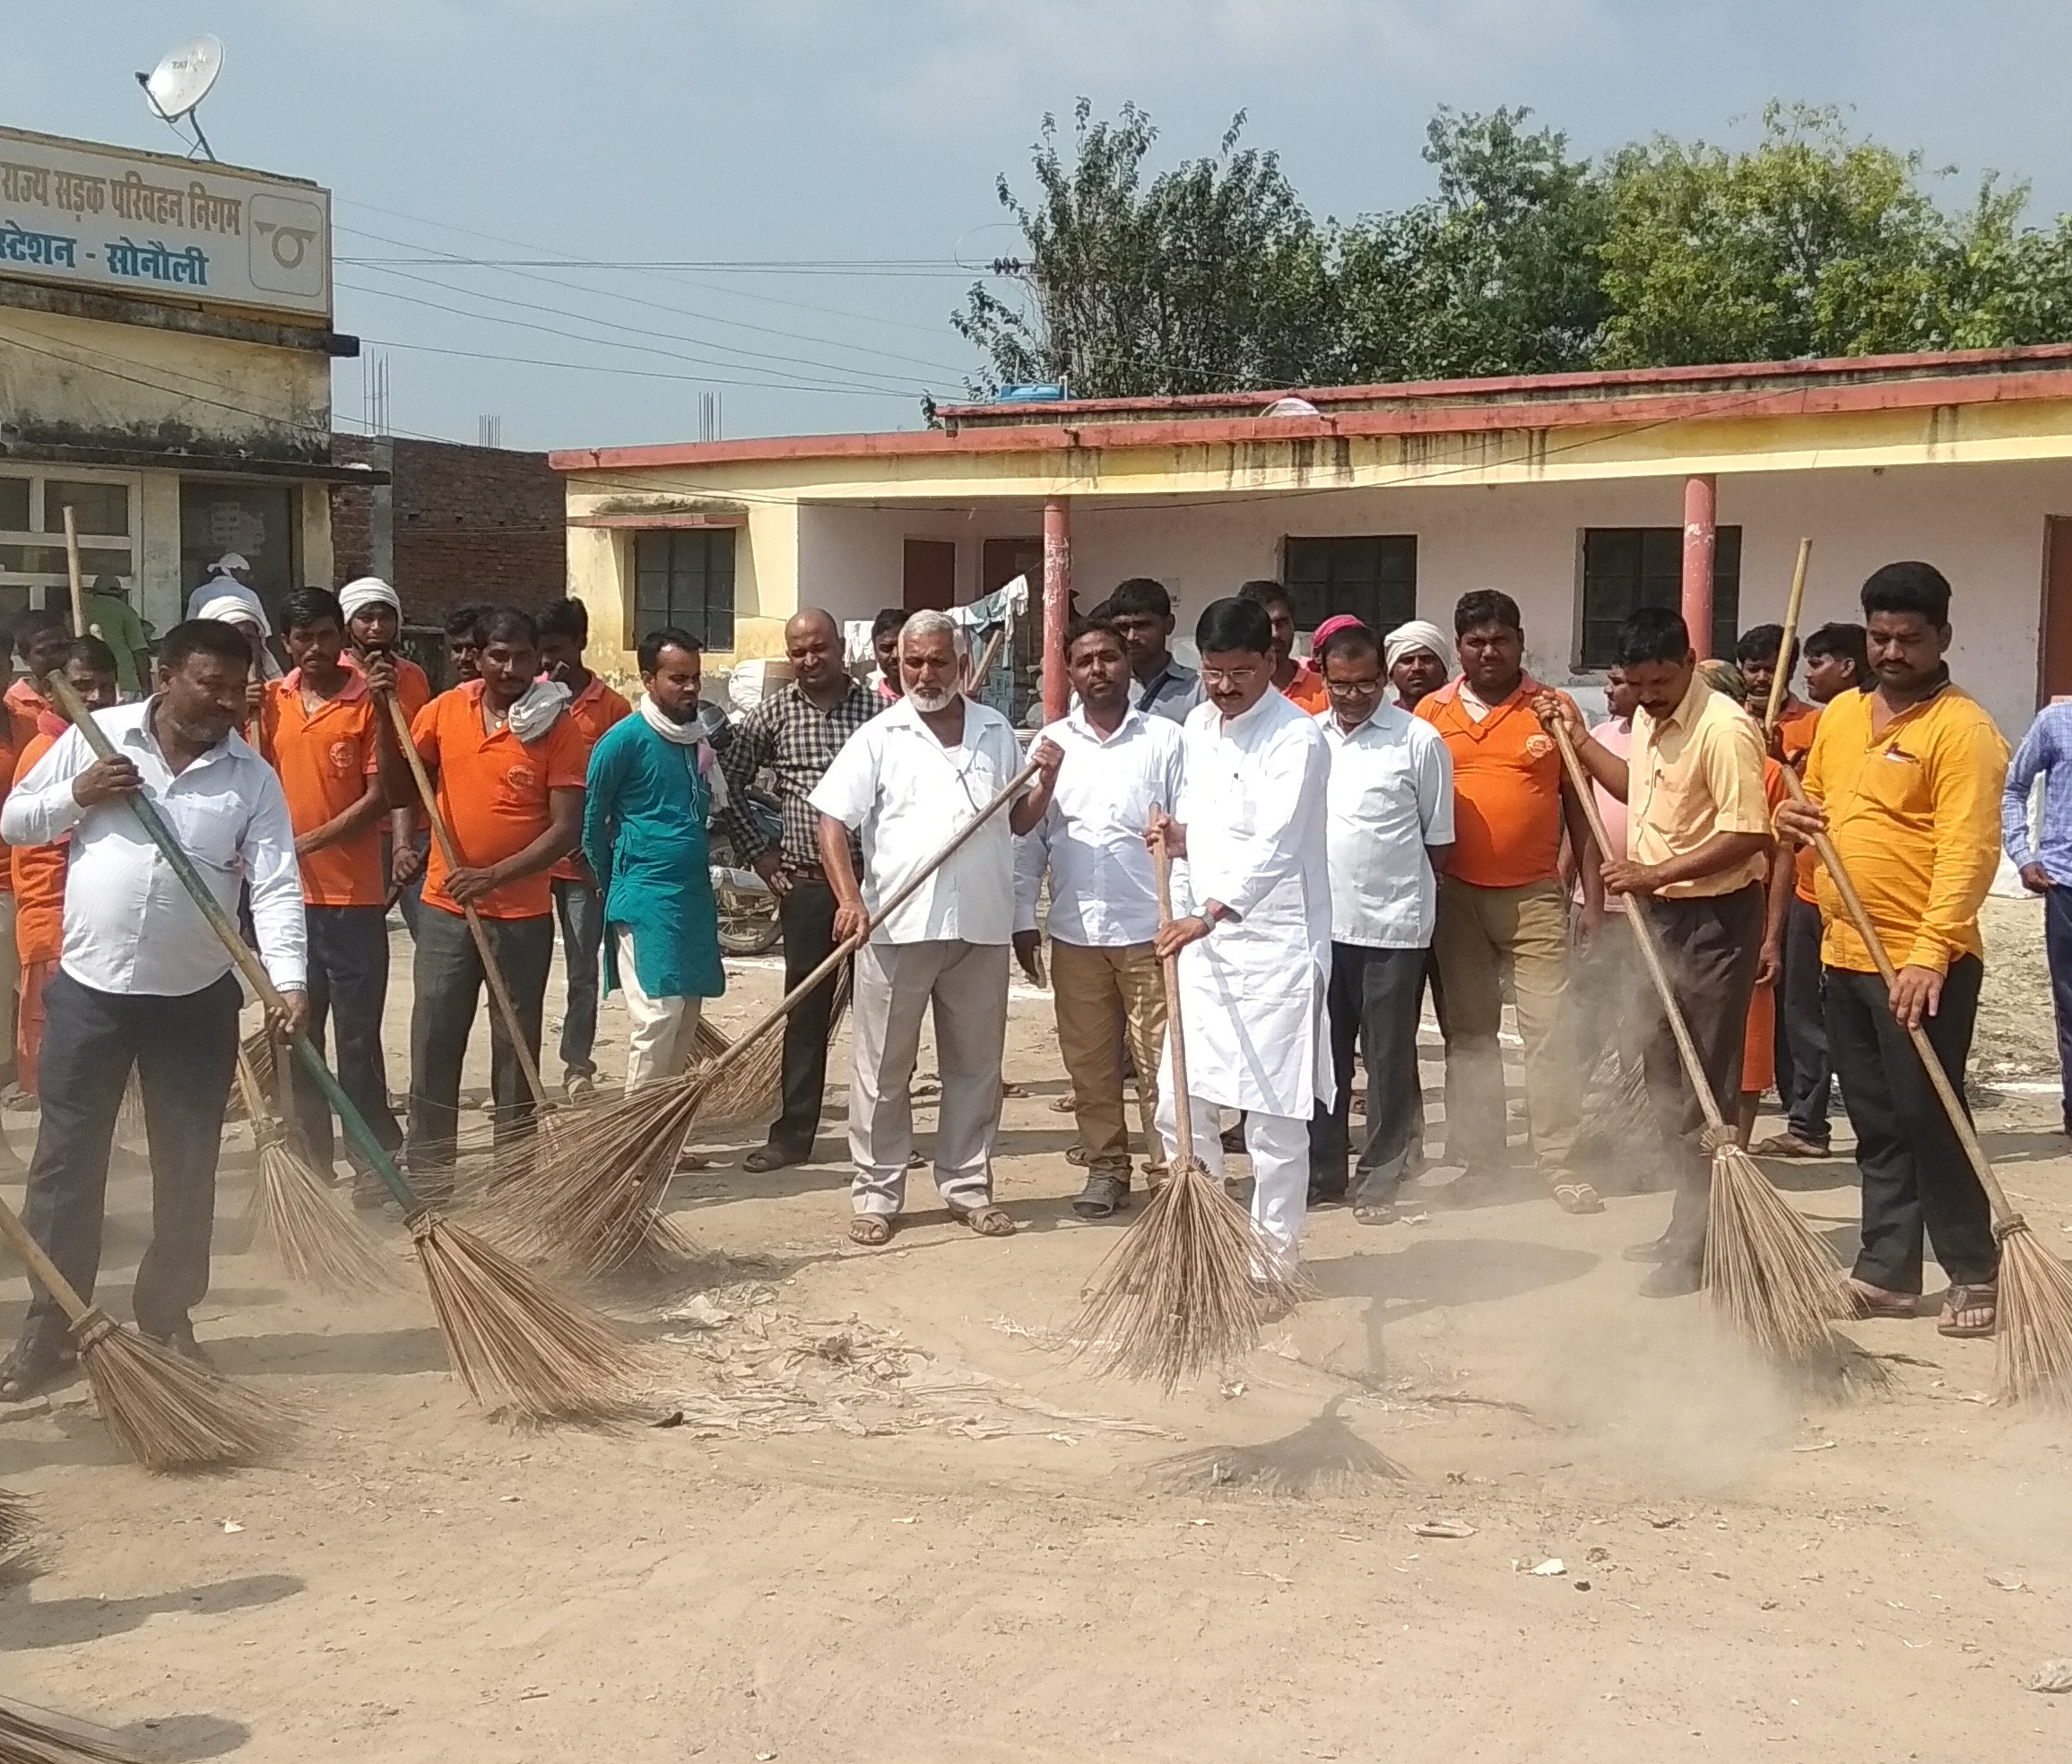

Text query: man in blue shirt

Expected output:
[2004,696,2072,1134]
[1106,578,1202,723]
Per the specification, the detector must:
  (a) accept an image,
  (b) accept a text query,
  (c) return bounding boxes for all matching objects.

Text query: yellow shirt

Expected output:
[1627,673,1771,898]
[1797,678,2008,976]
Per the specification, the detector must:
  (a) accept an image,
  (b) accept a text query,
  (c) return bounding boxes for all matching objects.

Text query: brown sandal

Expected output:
[1845,1277,1916,1319]
[951,1204,1017,1237]
[1938,1283,1997,1338]
[848,1215,895,1247]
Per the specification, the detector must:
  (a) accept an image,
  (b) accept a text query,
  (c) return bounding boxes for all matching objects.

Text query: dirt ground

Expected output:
[6,895,2072,1761]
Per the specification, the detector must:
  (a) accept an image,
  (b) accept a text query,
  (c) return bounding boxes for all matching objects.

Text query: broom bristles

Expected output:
[72,1313,295,1473]
[1993,1224,2072,1405]
[0,1696,143,1764]
[1072,1159,1303,1390]
[247,1137,403,1298]
[1703,1144,1849,1364]
[0,1485,29,1556]
[407,1213,659,1421]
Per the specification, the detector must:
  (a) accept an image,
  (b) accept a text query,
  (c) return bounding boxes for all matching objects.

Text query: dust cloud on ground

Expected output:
[5,895,2072,1760]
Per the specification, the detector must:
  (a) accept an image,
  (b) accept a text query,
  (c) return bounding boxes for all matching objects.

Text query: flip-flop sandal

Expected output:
[1844,1278,1916,1319]
[1551,1181,1604,1215]
[0,1341,74,1403]
[742,1145,804,1173]
[951,1204,1017,1237]
[1065,1146,1090,1167]
[1071,1172,1131,1219]
[848,1215,895,1247]
[1048,1094,1078,1113]
[1751,1133,1831,1158]
[1938,1284,1997,1338]
[1353,1202,1399,1226]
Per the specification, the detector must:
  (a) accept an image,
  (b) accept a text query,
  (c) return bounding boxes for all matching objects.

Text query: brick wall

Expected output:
[329,436,567,626]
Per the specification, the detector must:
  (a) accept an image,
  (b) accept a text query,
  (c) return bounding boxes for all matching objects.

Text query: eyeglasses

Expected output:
[1200,666,1261,687]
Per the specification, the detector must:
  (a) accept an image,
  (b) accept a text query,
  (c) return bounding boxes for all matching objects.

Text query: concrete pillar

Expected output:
[1042,496,1071,722]
[1681,473,1717,660]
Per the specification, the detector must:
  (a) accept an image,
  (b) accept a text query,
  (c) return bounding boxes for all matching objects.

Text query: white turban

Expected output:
[195,593,284,679]
[339,576,401,621]
[1384,618,1453,674]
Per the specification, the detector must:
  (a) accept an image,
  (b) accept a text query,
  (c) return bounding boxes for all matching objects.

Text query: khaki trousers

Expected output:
[1050,937,1166,1176]
[614,928,706,1092]
[1431,875,1579,1178]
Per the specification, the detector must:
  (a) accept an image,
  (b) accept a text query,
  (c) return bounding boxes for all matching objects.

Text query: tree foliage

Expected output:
[953,99,2072,401]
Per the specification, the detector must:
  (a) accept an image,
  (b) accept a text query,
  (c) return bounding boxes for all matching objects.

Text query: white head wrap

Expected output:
[1384,618,1453,675]
[208,552,250,575]
[338,576,401,621]
[195,592,284,679]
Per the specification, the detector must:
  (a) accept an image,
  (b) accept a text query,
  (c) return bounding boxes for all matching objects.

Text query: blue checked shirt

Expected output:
[2002,700,2072,884]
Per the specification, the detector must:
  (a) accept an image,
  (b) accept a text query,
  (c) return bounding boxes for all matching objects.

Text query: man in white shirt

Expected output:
[1154,596,1333,1264]
[185,553,266,624]
[0,619,306,1397]
[1015,618,1187,1219]
[812,609,1054,1246]
[1309,623,1454,1222]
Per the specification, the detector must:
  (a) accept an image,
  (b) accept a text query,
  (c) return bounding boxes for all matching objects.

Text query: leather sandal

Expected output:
[1938,1283,1997,1338]
[1071,1172,1130,1220]
[0,1338,74,1403]
[951,1204,1017,1237]
[847,1215,895,1247]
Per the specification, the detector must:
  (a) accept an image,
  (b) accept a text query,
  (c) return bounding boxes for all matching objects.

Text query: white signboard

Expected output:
[0,125,330,323]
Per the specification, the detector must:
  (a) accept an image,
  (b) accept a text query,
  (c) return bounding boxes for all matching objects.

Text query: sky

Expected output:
[7,1,2072,452]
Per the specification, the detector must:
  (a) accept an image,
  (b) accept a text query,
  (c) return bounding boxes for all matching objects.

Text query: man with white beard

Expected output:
[812,609,1058,1246]
[1152,595,1333,1265]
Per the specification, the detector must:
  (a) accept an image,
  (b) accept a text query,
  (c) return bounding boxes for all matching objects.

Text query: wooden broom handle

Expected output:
[0,1196,94,1327]
[1147,811,1196,1172]
[1550,721,1730,1134]
[1762,539,1812,736]
[694,756,1045,1088]
[1773,764,2017,1224]
[62,506,87,637]
[377,688,551,1110]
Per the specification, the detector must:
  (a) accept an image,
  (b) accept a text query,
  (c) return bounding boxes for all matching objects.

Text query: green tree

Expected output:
[952,100,1332,399]
[1333,107,1611,382]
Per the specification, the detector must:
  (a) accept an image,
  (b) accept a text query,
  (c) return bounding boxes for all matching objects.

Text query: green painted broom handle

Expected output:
[45,675,420,1213]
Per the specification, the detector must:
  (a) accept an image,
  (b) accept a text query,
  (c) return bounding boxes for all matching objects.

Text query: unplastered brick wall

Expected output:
[330,436,567,624]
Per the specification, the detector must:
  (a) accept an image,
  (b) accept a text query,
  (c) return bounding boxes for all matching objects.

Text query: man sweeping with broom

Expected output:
[1774,562,2009,1336]
[1533,607,1772,1297]
[0,620,307,1397]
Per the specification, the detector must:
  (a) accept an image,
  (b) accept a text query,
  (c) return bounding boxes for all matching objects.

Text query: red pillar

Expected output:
[1042,496,1071,722]
[1681,473,1717,660]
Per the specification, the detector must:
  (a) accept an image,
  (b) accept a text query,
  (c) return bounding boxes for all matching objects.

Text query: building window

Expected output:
[0,471,139,627]
[180,480,299,623]
[1579,526,1741,668]
[634,528,736,651]
[1283,535,1418,635]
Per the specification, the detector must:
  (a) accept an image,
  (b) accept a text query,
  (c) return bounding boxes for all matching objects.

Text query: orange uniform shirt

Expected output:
[10,727,62,963]
[342,652,433,728]
[410,682,587,921]
[549,674,632,884]
[260,671,386,907]
[1780,700,1825,904]
[1281,663,1330,716]
[1416,675,1578,889]
[0,678,38,899]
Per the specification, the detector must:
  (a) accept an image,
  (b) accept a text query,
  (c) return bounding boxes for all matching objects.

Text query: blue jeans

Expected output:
[2049,886,2072,1133]
[553,877,604,1080]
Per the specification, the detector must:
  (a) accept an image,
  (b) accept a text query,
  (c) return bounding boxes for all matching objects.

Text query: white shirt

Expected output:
[809,695,1025,946]
[1167,688,1334,1116]
[186,576,266,623]
[2,699,307,996]
[1014,705,1186,947]
[1318,702,1455,948]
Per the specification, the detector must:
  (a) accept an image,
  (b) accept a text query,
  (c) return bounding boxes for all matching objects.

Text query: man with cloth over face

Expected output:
[1153,595,1332,1265]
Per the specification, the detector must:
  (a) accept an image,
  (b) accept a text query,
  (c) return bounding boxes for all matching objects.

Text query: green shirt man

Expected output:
[82,575,153,695]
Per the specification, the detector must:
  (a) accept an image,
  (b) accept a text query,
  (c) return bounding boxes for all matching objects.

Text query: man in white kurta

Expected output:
[1155,596,1333,1263]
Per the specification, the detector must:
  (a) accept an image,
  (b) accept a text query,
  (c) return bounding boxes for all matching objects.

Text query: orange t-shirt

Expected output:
[1417,676,1578,889]
[410,682,587,921]
[1282,663,1330,717]
[10,728,62,962]
[342,652,433,729]
[549,674,632,884]
[260,672,385,907]
[0,679,38,899]
[1779,701,1824,904]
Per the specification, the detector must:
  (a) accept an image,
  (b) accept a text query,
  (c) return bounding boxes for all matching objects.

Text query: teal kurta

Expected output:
[582,714,725,1001]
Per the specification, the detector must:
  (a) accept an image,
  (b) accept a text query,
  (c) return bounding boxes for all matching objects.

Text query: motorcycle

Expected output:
[708,783,785,957]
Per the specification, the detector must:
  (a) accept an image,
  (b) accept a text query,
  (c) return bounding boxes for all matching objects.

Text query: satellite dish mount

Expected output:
[135,34,224,161]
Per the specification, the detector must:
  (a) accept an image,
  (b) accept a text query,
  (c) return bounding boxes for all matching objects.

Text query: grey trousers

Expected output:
[848,938,1008,1216]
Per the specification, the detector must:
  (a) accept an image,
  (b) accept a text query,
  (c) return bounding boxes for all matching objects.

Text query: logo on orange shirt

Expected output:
[328,739,356,776]
[1525,732,1555,759]
[507,763,538,792]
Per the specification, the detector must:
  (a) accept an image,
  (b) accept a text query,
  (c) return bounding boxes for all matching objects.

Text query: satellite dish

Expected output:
[135,34,223,160]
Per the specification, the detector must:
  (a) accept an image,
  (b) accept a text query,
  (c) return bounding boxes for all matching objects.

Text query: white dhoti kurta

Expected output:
[1159,688,1333,1258]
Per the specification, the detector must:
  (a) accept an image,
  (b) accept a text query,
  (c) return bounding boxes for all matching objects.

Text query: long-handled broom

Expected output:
[374,687,561,1155]
[1764,544,2072,1402]
[0,1693,143,1764]
[1071,812,1304,1388]
[235,1042,398,1298]
[46,676,655,1422]
[0,1484,30,1557]
[481,756,1047,1275]
[1548,721,1846,1364]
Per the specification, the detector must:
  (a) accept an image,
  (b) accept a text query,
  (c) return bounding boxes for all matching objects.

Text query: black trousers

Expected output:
[1641,885,1765,1267]
[1780,894,1834,1145]
[2047,886,2072,1134]
[407,904,554,1172]
[1826,956,1996,1291]
[1309,943,1427,1204]
[289,904,400,1172]
[16,969,241,1350]
[768,874,845,1156]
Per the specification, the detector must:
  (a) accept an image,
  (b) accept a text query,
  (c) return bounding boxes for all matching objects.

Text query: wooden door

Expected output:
[2042,518,2072,703]
[902,539,956,611]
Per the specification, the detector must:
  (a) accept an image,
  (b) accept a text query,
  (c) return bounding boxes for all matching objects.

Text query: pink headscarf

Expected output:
[1311,614,1365,652]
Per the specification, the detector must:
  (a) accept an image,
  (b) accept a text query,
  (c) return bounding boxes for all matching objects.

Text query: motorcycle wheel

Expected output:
[719,911,784,957]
